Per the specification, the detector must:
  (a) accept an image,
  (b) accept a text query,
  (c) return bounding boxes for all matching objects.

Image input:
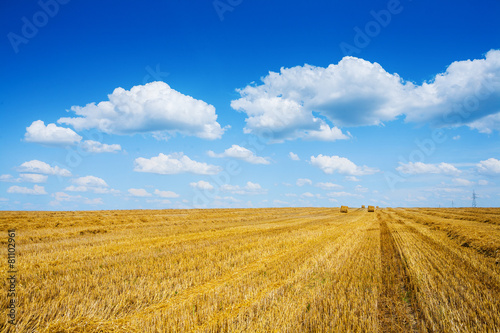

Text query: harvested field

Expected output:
[1,207,499,332]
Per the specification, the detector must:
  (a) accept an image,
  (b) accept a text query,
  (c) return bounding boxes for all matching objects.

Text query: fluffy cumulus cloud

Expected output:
[289,152,300,161]
[134,153,221,175]
[477,158,500,175]
[128,188,152,197]
[154,189,180,198]
[404,50,500,128]
[58,81,226,140]
[19,174,48,183]
[7,185,47,195]
[18,160,71,177]
[81,140,121,153]
[396,162,460,176]
[74,176,108,187]
[231,50,500,138]
[221,182,267,195]
[208,145,270,164]
[24,120,82,146]
[65,176,118,194]
[190,180,214,190]
[310,155,378,176]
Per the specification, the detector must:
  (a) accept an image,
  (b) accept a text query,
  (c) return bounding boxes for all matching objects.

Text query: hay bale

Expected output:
[368,205,375,212]
[376,206,379,209]
[361,205,365,208]
[340,206,348,213]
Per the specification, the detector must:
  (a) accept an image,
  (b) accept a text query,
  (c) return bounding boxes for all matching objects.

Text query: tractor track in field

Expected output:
[385,209,500,331]
[389,209,500,295]
[378,211,424,333]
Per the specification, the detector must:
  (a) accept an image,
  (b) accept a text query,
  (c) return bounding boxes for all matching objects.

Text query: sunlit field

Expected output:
[1,207,499,332]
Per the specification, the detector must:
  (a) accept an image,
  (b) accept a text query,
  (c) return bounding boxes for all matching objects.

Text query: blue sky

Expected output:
[1,0,499,210]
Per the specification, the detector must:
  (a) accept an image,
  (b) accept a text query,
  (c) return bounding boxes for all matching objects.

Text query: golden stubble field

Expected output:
[1,207,499,332]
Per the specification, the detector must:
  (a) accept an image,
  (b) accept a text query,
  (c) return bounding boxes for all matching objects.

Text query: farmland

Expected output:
[1,207,500,332]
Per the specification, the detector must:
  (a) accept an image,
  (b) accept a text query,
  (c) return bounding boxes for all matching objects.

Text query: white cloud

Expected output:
[396,162,460,176]
[315,182,342,190]
[51,192,103,205]
[289,152,300,161]
[85,198,104,205]
[19,174,48,183]
[221,181,267,195]
[477,158,500,175]
[478,179,489,185]
[284,193,298,197]
[452,178,475,186]
[214,196,240,203]
[468,113,500,134]
[231,94,349,142]
[190,180,214,190]
[18,160,71,177]
[231,50,500,136]
[81,140,121,153]
[65,186,89,192]
[354,185,369,193]
[230,57,404,141]
[452,135,461,140]
[301,192,315,198]
[58,81,226,140]
[134,153,221,175]
[7,185,47,195]
[0,175,16,182]
[345,176,360,182]
[73,176,108,187]
[311,155,378,176]
[404,50,500,129]
[52,192,81,202]
[154,189,180,198]
[1,173,49,183]
[65,176,119,194]
[24,120,82,146]
[296,178,312,186]
[208,145,270,164]
[128,188,152,197]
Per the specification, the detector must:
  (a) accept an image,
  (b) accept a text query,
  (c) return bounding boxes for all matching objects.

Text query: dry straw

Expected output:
[340,206,348,213]
[368,206,375,212]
